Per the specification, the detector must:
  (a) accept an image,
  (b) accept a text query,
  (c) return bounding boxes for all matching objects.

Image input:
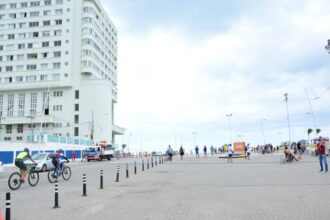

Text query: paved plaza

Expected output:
[0,154,329,220]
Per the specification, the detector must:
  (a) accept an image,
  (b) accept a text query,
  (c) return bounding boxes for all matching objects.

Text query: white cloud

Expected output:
[108,0,330,152]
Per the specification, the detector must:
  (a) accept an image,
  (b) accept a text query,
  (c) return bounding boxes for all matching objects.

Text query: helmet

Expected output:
[24,148,30,153]
[56,149,63,153]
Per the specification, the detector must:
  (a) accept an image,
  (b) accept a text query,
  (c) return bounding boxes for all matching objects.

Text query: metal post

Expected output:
[53,180,60,208]
[134,161,137,174]
[155,157,157,166]
[142,160,144,171]
[147,159,149,169]
[82,174,87,196]
[5,192,10,220]
[100,170,103,189]
[284,93,291,143]
[151,158,154,167]
[126,163,129,178]
[115,165,120,182]
[159,157,161,164]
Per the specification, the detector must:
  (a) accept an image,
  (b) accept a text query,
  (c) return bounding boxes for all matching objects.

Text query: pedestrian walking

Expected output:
[317,136,328,172]
[195,146,200,158]
[228,146,234,163]
[245,143,251,160]
[71,150,76,162]
[179,146,185,160]
[166,145,174,162]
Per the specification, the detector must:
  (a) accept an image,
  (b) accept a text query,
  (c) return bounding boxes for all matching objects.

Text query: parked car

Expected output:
[25,152,55,172]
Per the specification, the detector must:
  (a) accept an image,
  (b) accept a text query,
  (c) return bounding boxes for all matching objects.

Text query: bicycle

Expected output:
[47,161,71,183]
[8,164,39,190]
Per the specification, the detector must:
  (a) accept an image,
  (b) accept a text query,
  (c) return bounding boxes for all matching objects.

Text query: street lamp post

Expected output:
[283,93,291,143]
[226,114,233,146]
[305,90,319,138]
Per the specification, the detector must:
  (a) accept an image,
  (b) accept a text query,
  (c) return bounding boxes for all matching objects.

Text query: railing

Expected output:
[27,134,93,146]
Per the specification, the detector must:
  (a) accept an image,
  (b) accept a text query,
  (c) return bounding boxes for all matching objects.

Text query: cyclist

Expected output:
[15,148,37,183]
[52,149,69,178]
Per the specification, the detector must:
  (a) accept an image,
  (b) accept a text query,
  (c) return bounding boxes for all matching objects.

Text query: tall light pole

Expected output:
[259,118,267,145]
[283,93,291,143]
[127,133,132,153]
[226,114,233,146]
[305,89,319,138]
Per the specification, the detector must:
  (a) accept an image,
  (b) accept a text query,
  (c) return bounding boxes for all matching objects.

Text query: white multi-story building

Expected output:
[0,0,124,144]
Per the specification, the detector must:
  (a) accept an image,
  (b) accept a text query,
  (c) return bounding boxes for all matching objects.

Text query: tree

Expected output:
[316,128,321,134]
[307,129,313,146]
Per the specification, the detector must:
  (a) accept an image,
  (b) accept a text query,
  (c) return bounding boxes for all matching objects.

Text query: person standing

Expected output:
[245,143,251,160]
[203,145,207,158]
[317,136,328,172]
[210,145,215,156]
[71,150,76,162]
[195,146,200,159]
[179,146,185,160]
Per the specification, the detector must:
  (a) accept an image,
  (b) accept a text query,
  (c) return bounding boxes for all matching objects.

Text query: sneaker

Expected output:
[20,179,25,183]
[320,170,324,172]
[52,173,57,178]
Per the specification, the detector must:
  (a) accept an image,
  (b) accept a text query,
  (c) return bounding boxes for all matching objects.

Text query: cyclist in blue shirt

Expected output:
[52,149,69,178]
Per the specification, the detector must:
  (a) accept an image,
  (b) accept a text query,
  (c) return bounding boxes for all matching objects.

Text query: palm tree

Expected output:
[316,128,321,134]
[307,128,313,147]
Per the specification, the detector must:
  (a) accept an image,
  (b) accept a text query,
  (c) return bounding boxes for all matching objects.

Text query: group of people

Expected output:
[15,148,69,183]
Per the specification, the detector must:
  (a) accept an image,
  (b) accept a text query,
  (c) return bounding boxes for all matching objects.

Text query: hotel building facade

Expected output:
[0,0,124,144]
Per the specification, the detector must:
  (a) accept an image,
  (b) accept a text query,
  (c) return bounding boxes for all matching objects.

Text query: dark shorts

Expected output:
[15,160,27,171]
[168,153,173,157]
[228,154,232,158]
[247,152,251,156]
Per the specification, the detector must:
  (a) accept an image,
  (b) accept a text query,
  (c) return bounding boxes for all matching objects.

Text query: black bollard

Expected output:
[53,180,60,208]
[134,161,137,174]
[159,157,161,164]
[142,160,144,171]
[147,159,149,169]
[151,158,154,167]
[115,165,120,182]
[162,157,164,163]
[126,163,129,178]
[155,158,157,166]
[5,192,10,220]
[82,174,87,197]
[100,170,104,189]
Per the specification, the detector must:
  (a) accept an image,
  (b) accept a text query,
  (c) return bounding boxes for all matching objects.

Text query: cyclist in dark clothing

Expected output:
[52,149,69,178]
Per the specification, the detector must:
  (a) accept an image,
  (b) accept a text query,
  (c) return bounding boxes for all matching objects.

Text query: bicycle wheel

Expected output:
[62,166,71,180]
[8,172,22,190]
[28,172,39,187]
[47,171,57,183]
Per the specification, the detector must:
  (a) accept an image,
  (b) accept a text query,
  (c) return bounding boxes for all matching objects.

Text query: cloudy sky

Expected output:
[101,0,330,152]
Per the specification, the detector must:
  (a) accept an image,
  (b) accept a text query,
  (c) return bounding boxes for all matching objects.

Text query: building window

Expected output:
[29,22,39,27]
[0,95,3,116]
[8,34,15,40]
[26,75,37,82]
[28,43,33,48]
[74,115,79,124]
[30,93,37,116]
[42,42,49,47]
[41,63,48,69]
[43,20,50,26]
[75,90,79,99]
[74,127,79,136]
[43,10,51,16]
[55,9,62,15]
[27,64,37,70]
[52,74,60,81]
[6,125,12,134]
[21,2,28,8]
[40,74,48,81]
[53,63,61,69]
[32,32,39,38]
[75,104,79,111]
[17,65,24,71]
[30,11,39,17]
[17,137,23,141]
[27,53,38,59]
[54,51,61,57]
[30,1,40,7]
[16,76,23,82]
[56,0,63,4]
[4,137,11,141]
[54,41,61,46]
[18,93,25,116]
[44,0,51,6]
[54,30,62,36]
[17,124,24,133]
[18,44,25,50]
[55,19,62,25]
[6,66,13,72]
[7,94,14,117]
[42,52,48,58]
[42,31,50,37]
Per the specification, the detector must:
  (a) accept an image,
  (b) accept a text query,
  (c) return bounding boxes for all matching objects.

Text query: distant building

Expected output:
[0,0,124,144]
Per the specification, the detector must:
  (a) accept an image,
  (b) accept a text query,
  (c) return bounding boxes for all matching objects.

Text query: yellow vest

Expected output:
[16,151,28,160]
